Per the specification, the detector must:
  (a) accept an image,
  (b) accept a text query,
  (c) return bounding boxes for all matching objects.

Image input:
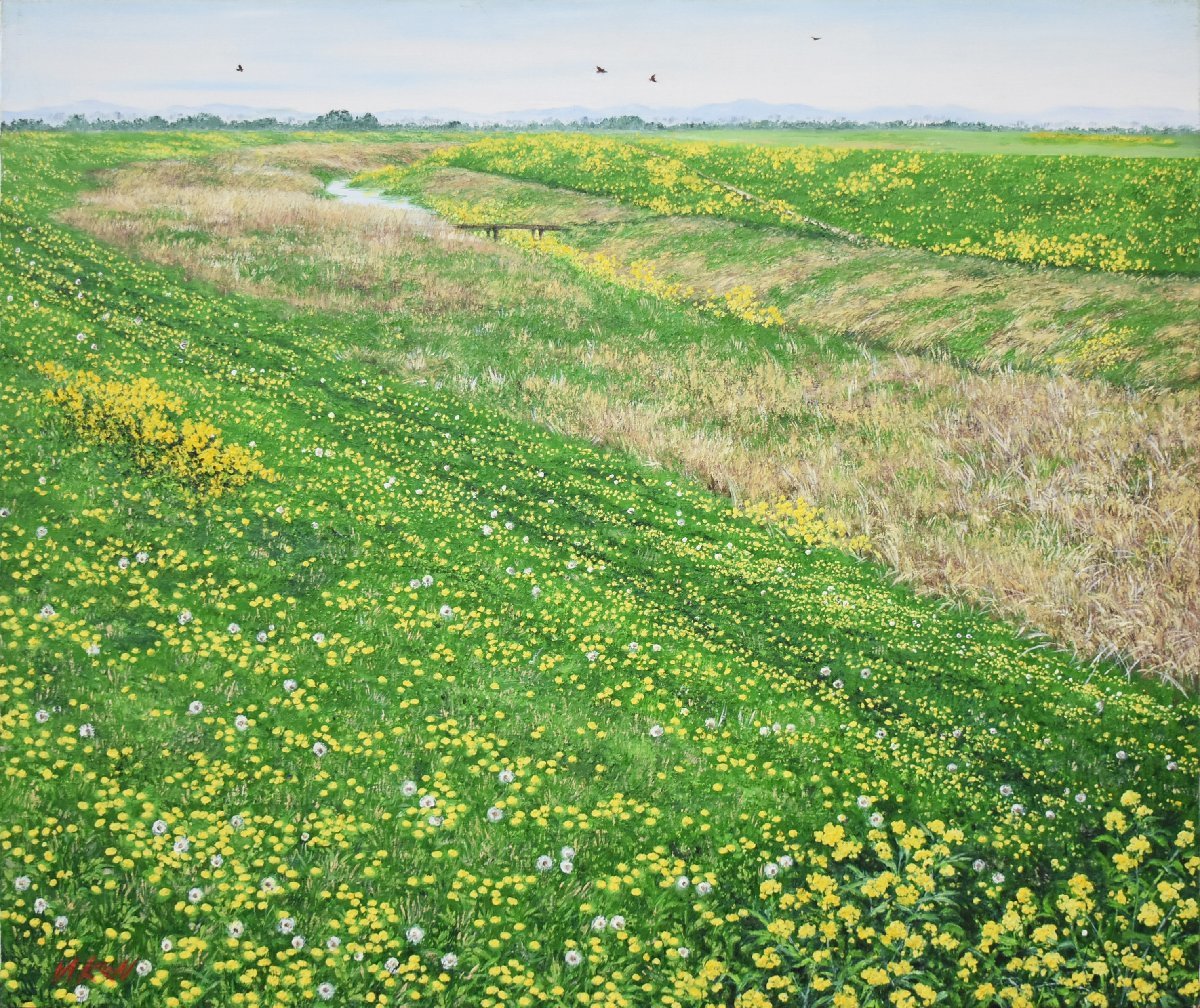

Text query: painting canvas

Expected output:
[1,1,1197,1004]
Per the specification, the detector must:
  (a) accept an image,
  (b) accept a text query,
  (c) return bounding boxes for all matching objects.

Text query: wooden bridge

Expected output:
[453,223,569,240]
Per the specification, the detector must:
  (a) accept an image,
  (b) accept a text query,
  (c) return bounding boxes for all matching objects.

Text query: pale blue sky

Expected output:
[3,0,1197,118]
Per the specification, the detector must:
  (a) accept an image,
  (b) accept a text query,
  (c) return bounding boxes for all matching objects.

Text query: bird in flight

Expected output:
[236,64,244,71]
[649,74,657,83]
[810,36,822,41]
[595,65,608,73]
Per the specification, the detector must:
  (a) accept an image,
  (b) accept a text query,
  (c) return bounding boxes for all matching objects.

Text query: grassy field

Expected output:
[649,127,1200,158]
[2,131,1198,1007]
[56,139,1200,682]
[439,134,1200,276]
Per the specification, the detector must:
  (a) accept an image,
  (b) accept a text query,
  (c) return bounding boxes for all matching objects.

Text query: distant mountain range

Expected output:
[5,98,1197,129]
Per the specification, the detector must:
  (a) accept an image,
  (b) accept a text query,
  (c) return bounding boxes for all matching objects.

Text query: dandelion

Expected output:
[498,768,515,784]
[696,881,713,896]
[135,960,152,977]
[291,936,306,950]
[609,915,626,931]
[591,915,608,930]
[565,949,583,967]
[283,679,298,692]
[227,622,241,635]
[228,921,244,938]
[649,724,665,738]
[74,985,89,1003]
[187,887,204,904]
[177,610,192,625]
[78,723,94,738]
[33,898,48,914]
[385,957,400,974]
[231,814,245,829]
[439,604,454,619]
[312,741,328,757]
[35,710,49,723]
[857,795,872,809]
[402,780,418,797]
[992,872,1006,884]
[559,860,574,874]
[406,925,425,944]
[152,819,169,836]
[278,917,296,934]
[536,855,554,872]
[260,876,278,893]
[440,952,458,971]
[187,701,204,716]
[54,915,68,931]
[675,875,690,890]
[234,715,249,731]
[486,806,504,823]
[161,939,173,953]
[561,846,576,860]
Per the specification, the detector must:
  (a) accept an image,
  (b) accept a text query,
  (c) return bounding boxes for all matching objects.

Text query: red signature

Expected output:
[54,956,135,984]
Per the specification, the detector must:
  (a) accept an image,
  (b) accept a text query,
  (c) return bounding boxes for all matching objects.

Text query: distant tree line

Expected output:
[2,109,1193,135]
[2,109,384,133]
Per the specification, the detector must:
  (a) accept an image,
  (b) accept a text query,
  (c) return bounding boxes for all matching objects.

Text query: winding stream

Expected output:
[324,178,455,237]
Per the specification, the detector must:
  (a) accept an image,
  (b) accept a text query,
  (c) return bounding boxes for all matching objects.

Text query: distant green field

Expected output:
[3,130,1198,1008]
[440,133,1200,275]
[649,126,1200,158]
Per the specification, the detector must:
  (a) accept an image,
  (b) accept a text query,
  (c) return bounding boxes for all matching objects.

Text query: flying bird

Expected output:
[649,74,657,83]
[810,36,822,41]
[595,65,608,73]
[236,64,244,71]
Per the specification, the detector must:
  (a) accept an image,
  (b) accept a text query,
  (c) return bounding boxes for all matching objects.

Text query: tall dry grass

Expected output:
[521,346,1199,687]
[63,145,1200,687]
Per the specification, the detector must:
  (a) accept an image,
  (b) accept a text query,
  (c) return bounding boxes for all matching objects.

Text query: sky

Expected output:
[3,0,1198,120]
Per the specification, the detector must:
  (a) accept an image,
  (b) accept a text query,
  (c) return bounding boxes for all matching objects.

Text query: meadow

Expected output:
[440,134,1200,276]
[1,131,1198,1008]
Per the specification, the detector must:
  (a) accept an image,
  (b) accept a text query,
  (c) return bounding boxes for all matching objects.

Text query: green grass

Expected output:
[367,160,1200,389]
[1,131,1197,1008]
[648,127,1200,158]
[438,133,1200,276]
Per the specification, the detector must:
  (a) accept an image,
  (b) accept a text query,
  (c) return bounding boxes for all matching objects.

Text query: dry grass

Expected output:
[522,345,1199,687]
[62,143,1200,686]
[63,149,594,319]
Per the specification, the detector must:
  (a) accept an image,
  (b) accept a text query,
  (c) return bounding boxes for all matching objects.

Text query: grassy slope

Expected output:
[648,127,1200,158]
[438,134,1200,277]
[60,145,1200,690]
[1,133,1197,1007]
[381,162,1200,388]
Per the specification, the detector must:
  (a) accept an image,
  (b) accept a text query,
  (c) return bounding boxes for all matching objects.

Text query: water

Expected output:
[324,178,451,236]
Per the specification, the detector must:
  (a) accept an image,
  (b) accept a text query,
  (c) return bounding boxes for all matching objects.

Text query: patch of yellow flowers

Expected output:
[503,231,786,329]
[735,497,870,552]
[37,361,276,496]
